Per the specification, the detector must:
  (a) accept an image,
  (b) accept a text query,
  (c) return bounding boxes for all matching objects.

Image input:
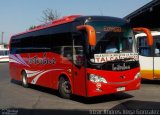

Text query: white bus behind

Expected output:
[135,31,160,80]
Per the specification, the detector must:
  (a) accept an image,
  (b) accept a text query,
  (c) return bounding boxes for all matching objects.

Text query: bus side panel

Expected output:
[26,52,52,88]
[72,66,87,97]
[10,52,63,89]
[139,55,154,80]
[26,52,73,89]
[9,59,18,80]
[153,36,160,79]
[38,52,73,90]
[24,52,67,89]
[21,51,86,95]
[9,54,24,81]
[154,57,160,79]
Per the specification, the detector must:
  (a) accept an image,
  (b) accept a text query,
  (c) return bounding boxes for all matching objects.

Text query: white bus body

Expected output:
[0,49,9,62]
[135,31,160,80]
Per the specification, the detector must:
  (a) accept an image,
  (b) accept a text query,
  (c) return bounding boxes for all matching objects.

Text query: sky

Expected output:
[0,0,152,43]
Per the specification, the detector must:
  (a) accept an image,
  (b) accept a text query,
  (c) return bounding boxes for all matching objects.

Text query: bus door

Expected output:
[72,35,86,96]
[138,37,154,79]
[153,36,160,79]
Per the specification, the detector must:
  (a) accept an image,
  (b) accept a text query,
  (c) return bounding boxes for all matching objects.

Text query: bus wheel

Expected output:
[58,77,72,99]
[22,71,29,88]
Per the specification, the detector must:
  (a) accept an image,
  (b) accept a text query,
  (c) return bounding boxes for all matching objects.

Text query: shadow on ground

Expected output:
[110,100,160,114]
[141,79,160,85]
[71,92,133,104]
[6,80,160,115]
[1,100,160,115]
[11,79,133,104]
[0,109,88,115]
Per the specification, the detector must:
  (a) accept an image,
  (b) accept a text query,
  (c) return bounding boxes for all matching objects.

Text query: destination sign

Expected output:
[94,53,138,63]
[104,26,122,32]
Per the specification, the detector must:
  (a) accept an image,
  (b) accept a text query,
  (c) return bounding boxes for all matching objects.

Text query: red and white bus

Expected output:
[9,15,153,99]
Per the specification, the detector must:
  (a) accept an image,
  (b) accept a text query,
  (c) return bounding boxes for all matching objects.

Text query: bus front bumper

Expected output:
[87,78,141,97]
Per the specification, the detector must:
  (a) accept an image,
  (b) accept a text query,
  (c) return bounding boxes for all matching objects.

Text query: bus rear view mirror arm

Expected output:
[133,27,153,46]
[76,25,96,46]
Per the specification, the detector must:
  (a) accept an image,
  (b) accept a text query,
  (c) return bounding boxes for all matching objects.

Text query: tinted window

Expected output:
[138,37,152,56]
[21,37,33,48]
[10,32,73,54]
[4,51,9,55]
[0,51,4,55]
[33,35,51,52]
[10,23,73,54]
[72,33,84,66]
[10,38,21,54]
[153,36,160,57]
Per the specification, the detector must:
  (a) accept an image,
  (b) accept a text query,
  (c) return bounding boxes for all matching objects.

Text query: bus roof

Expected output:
[11,15,126,38]
[135,31,160,38]
[12,15,81,38]
[75,16,126,23]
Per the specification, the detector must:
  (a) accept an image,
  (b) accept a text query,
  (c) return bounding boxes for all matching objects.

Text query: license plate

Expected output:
[117,87,125,92]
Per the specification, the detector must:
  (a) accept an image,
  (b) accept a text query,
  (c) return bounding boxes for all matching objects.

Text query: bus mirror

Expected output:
[76,25,96,46]
[133,27,153,46]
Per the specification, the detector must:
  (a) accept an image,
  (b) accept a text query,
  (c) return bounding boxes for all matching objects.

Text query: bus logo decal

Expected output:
[29,55,56,65]
[112,63,130,71]
[9,54,30,67]
[25,69,63,84]
[25,70,43,78]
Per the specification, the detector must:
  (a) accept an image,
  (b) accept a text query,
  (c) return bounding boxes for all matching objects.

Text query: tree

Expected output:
[28,9,61,30]
[28,25,36,30]
[40,8,61,23]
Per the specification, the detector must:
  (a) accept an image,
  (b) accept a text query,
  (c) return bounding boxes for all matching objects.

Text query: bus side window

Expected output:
[155,42,160,56]
[72,33,84,66]
[0,51,4,56]
[73,46,84,66]
[4,51,9,55]
[138,37,152,56]
[63,47,72,60]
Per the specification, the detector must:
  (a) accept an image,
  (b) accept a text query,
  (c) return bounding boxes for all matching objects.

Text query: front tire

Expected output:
[22,71,29,88]
[58,77,72,99]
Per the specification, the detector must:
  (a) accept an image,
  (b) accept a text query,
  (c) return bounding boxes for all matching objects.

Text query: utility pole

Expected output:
[1,32,4,44]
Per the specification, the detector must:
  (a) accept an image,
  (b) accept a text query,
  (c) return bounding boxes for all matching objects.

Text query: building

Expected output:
[125,0,160,30]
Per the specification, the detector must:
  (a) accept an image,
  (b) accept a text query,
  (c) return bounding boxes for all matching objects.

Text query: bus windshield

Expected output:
[86,21,137,63]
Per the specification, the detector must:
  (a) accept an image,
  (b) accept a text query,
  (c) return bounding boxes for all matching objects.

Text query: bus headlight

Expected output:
[134,72,141,80]
[89,74,107,83]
